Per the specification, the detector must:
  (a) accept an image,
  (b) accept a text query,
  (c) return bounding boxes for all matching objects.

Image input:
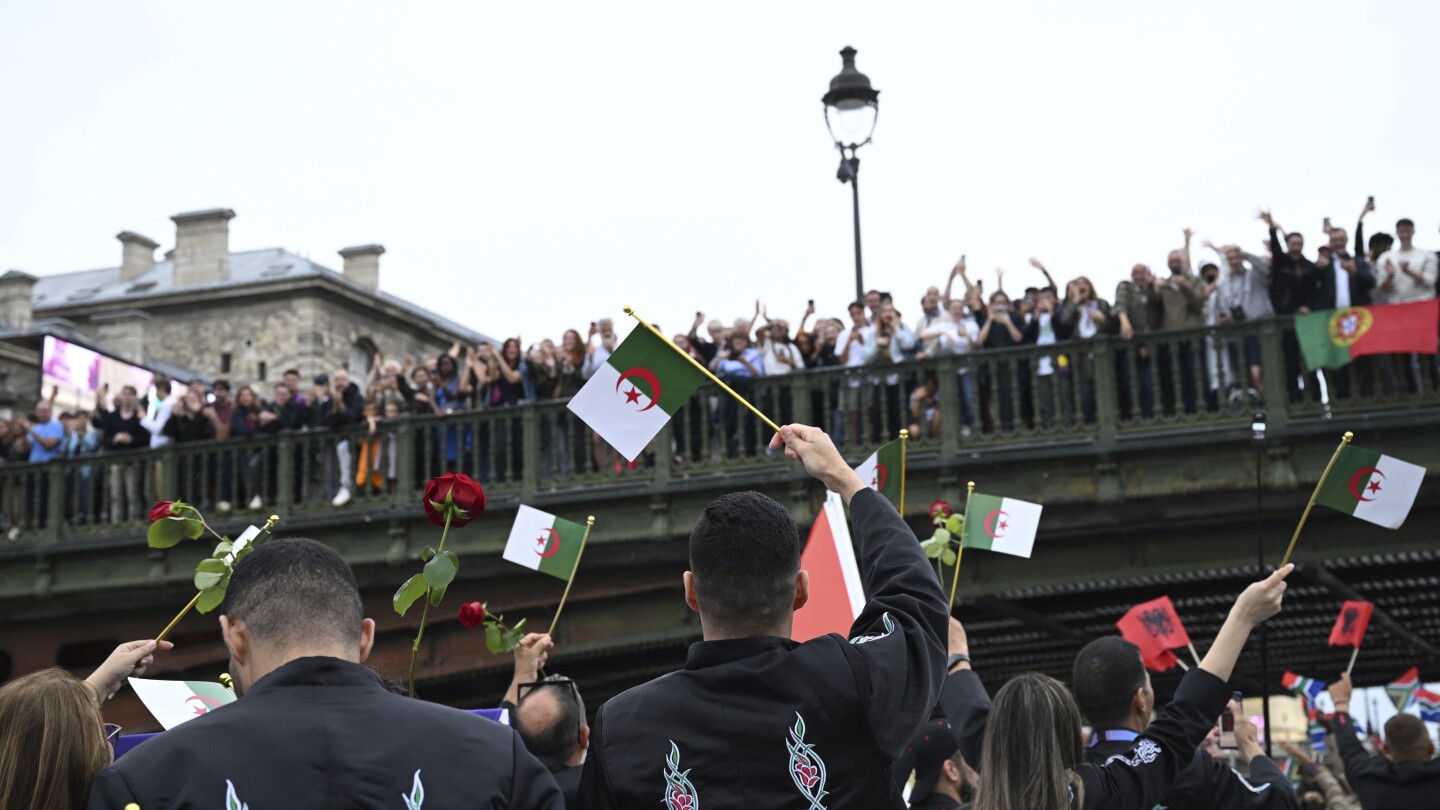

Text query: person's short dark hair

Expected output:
[283,368,301,379]
[879,291,893,303]
[1396,218,1415,229]
[848,301,865,313]
[515,675,587,762]
[1369,232,1394,253]
[1384,713,1430,762]
[121,385,138,396]
[1072,637,1146,728]
[689,491,800,635]
[214,379,231,393]
[222,537,363,650]
[154,378,171,396]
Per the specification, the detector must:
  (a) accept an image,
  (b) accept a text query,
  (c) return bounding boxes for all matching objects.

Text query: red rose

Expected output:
[794,760,820,788]
[148,501,176,523]
[422,473,486,528]
[929,500,953,519]
[668,790,692,810]
[457,601,486,630]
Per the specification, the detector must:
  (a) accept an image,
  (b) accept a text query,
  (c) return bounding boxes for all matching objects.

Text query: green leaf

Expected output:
[211,540,233,559]
[419,545,436,562]
[941,547,957,566]
[484,623,504,654]
[194,558,230,590]
[428,499,446,513]
[147,516,204,549]
[945,515,965,536]
[196,573,230,614]
[422,550,458,591]
[393,573,428,616]
[427,583,447,607]
[511,617,526,634]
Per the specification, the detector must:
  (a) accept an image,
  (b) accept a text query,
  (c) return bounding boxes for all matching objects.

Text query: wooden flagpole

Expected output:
[898,429,909,516]
[948,482,975,611]
[1186,642,1202,668]
[624,306,781,434]
[1279,432,1353,568]
[1345,645,1361,676]
[549,516,595,634]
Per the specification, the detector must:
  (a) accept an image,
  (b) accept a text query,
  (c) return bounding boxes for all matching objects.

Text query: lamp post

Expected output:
[822,46,880,303]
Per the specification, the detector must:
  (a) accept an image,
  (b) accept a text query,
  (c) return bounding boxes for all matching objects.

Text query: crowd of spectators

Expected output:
[0,203,1434,531]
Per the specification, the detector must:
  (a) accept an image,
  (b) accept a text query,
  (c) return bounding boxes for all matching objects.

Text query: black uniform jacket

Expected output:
[88,656,564,810]
[1087,728,1298,809]
[890,667,991,790]
[1333,709,1440,810]
[578,488,948,809]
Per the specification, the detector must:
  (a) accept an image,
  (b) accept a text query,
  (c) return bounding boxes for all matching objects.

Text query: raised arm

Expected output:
[1029,257,1057,290]
[942,256,971,306]
[1182,228,1194,274]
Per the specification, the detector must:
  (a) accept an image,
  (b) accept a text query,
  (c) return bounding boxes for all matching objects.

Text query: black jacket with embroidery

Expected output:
[1087,727,1298,809]
[577,487,948,809]
[1332,709,1440,810]
[88,657,564,810]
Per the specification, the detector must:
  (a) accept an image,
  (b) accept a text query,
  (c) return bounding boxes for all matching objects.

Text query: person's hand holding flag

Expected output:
[769,425,865,503]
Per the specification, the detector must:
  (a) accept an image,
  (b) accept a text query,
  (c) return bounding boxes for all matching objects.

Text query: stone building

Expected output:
[0,207,490,406]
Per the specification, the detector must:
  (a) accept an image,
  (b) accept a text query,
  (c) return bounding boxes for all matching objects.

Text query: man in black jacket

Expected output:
[1073,636,1298,810]
[1328,671,1440,809]
[325,368,366,507]
[88,537,563,810]
[890,617,988,809]
[578,423,948,809]
[501,632,587,809]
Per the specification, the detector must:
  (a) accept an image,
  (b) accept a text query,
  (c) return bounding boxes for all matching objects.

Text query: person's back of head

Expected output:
[1072,637,1150,730]
[221,537,369,694]
[1382,713,1434,764]
[973,673,1084,810]
[687,491,802,639]
[0,668,110,810]
[514,675,588,767]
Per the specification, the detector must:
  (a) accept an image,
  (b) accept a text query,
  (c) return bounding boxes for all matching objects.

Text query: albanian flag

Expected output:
[1117,595,1192,660]
[1327,600,1374,647]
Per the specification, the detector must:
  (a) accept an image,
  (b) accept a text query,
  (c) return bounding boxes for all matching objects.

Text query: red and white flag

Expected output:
[792,492,865,642]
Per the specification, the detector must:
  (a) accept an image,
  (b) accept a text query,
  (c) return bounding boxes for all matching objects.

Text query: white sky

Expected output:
[2,1,1438,344]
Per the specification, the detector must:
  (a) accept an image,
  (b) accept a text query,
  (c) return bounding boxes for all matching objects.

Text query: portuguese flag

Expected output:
[960,492,1043,558]
[1315,444,1425,529]
[1295,300,1439,372]
[567,325,707,461]
[853,439,903,506]
[503,505,588,581]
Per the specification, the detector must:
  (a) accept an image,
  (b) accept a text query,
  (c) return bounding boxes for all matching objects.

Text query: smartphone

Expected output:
[1219,691,1241,749]
[808,299,815,307]
[1368,195,1375,206]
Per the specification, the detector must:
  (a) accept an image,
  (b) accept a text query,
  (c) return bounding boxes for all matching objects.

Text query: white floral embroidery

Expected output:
[224,779,249,810]
[849,613,896,645]
[786,713,828,810]
[402,769,425,810]
[1103,738,1162,768]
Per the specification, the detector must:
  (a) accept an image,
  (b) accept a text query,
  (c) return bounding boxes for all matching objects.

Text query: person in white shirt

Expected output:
[918,298,980,436]
[756,318,805,426]
[1031,289,1061,428]
[837,301,873,446]
[913,287,946,359]
[1377,218,1438,304]
[862,302,917,445]
[140,378,178,449]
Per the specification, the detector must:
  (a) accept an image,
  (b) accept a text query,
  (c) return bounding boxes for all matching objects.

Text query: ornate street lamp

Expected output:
[822,46,880,302]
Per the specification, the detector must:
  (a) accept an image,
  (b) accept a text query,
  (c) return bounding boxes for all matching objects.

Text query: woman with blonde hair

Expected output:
[0,639,167,810]
[971,565,1292,810]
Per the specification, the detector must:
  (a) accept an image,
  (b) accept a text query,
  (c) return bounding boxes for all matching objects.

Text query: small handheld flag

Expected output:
[1140,646,1182,673]
[1308,723,1328,753]
[503,505,589,582]
[854,439,904,507]
[792,492,865,643]
[1328,600,1373,647]
[959,492,1042,559]
[1387,667,1421,711]
[128,677,237,730]
[1281,671,1326,705]
[1416,687,1440,722]
[1117,595,1192,653]
[1314,444,1425,529]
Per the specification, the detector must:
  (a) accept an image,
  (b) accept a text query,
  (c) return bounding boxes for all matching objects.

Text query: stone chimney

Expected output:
[117,230,159,282]
[171,208,235,286]
[0,270,38,332]
[338,244,385,292]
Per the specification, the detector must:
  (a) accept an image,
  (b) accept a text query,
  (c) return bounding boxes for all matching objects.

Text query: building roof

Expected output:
[30,247,492,345]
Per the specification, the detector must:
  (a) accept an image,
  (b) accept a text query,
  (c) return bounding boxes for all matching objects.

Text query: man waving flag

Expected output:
[568,324,707,461]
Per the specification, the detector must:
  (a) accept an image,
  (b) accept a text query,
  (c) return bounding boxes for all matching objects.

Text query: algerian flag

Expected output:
[853,439,903,505]
[567,325,707,461]
[128,677,236,729]
[959,492,1042,558]
[503,505,588,581]
[1315,444,1425,529]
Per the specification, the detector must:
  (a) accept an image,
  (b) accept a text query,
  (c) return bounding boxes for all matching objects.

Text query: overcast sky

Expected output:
[3,2,1437,345]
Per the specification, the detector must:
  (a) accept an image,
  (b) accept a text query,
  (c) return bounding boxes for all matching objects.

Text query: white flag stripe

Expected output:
[991,497,1042,558]
[566,362,669,462]
[853,451,880,492]
[824,490,866,620]
[1354,455,1425,529]
[503,504,557,572]
[128,679,211,730]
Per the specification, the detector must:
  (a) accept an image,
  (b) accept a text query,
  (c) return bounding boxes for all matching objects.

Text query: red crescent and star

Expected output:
[185,695,225,716]
[984,509,1010,539]
[871,463,888,492]
[1348,467,1385,502]
[615,367,662,412]
[535,528,561,558]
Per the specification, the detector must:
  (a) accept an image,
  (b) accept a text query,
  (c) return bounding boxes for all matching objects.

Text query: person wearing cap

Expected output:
[687,314,729,365]
[1072,636,1298,810]
[891,617,988,809]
